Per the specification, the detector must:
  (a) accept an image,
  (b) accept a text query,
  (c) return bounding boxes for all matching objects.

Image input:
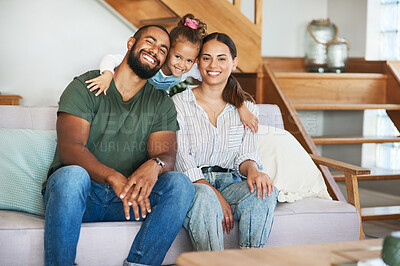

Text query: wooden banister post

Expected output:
[255,0,263,29]
[233,0,241,10]
[344,172,364,240]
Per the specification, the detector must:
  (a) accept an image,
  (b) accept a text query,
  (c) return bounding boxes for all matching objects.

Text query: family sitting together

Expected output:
[43,14,278,266]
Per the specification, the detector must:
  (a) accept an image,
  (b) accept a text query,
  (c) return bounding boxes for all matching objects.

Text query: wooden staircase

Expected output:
[103,0,262,72]
[258,57,400,221]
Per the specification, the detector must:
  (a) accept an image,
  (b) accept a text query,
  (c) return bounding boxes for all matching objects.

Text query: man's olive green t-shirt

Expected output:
[46,70,179,185]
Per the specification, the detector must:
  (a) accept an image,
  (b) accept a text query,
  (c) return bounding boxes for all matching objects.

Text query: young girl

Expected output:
[86,14,258,132]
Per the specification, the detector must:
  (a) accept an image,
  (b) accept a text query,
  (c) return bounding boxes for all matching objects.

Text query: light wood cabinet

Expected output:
[0,95,22,105]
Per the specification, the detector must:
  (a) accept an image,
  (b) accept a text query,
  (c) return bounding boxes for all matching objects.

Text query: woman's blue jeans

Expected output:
[43,165,194,266]
[183,171,278,251]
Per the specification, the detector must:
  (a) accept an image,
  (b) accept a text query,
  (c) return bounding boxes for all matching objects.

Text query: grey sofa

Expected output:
[0,105,360,266]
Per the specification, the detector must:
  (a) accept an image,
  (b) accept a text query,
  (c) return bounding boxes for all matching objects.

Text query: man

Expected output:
[43,25,194,266]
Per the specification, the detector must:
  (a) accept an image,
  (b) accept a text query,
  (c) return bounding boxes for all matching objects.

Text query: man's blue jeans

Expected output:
[43,165,194,266]
[183,171,278,251]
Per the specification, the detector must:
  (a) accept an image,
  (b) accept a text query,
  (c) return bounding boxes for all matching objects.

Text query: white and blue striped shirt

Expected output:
[172,87,262,183]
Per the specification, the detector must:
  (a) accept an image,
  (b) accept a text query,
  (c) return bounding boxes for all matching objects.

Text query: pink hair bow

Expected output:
[184,17,198,30]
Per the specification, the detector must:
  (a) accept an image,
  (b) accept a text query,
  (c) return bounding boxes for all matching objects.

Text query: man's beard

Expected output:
[127,44,161,79]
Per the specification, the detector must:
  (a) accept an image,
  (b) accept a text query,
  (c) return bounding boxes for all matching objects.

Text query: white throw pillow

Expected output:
[257,125,331,203]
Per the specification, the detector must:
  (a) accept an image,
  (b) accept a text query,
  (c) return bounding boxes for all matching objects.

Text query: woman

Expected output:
[172,32,278,251]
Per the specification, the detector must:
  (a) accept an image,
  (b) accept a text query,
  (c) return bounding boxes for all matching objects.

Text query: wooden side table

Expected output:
[176,239,383,266]
[0,95,22,105]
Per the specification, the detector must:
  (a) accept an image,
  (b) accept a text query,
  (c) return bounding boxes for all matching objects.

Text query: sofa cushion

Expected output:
[257,125,331,203]
[0,210,193,266]
[268,198,360,246]
[0,128,57,216]
[0,106,58,130]
[0,197,360,265]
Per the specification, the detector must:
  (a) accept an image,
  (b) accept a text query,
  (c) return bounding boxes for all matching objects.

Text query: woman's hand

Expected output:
[246,167,274,199]
[195,179,234,234]
[214,190,234,234]
[85,71,113,96]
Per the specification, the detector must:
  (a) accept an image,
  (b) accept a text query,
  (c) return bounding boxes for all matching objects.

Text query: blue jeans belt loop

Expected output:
[201,166,231,174]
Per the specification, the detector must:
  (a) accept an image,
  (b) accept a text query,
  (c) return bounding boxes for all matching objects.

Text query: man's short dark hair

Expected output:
[133,25,170,41]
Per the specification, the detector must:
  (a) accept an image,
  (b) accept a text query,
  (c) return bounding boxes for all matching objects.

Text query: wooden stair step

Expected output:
[275,71,388,106]
[294,103,400,110]
[313,136,400,145]
[361,206,400,221]
[275,72,387,79]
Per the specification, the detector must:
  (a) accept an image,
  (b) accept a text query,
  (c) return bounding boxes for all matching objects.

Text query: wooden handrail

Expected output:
[309,154,370,175]
[387,61,400,86]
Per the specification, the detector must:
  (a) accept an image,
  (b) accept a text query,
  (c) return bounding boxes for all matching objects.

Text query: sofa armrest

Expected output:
[309,154,370,175]
[309,154,370,240]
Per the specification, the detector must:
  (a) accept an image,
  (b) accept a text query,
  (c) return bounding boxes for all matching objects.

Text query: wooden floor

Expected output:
[363,219,400,239]
[337,183,400,238]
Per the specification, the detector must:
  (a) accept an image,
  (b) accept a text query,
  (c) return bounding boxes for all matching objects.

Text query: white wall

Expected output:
[328,0,367,57]
[261,0,367,57]
[0,0,134,106]
[262,0,328,57]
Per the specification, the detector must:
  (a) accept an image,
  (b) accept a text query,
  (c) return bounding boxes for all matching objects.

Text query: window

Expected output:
[380,0,400,59]
[372,1,400,170]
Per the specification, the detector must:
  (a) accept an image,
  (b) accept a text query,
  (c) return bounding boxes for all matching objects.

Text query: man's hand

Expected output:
[118,159,161,220]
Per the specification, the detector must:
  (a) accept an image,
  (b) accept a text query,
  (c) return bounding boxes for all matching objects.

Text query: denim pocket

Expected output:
[228,125,244,151]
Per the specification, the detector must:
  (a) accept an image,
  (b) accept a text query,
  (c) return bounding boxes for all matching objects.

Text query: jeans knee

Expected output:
[163,171,194,197]
[192,184,223,218]
[251,187,278,211]
[47,165,90,195]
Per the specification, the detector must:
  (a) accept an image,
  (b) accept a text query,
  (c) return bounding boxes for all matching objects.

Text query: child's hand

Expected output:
[238,105,259,133]
[85,71,113,96]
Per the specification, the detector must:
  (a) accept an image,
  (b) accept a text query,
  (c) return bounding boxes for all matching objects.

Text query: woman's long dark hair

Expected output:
[202,32,255,108]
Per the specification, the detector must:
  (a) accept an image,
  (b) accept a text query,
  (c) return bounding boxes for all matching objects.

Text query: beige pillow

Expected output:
[257,125,331,203]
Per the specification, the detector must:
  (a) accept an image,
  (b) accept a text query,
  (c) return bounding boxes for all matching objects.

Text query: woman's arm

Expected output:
[239,160,274,199]
[234,103,274,198]
[194,179,234,234]
[234,102,263,172]
[174,109,204,182]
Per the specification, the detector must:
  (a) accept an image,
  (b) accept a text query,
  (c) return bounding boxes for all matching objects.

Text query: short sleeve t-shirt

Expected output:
[46,70,179,181]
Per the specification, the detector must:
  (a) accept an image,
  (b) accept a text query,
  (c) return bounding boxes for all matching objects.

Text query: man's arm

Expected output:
[57,112,134,219]
[120,130,177,206]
